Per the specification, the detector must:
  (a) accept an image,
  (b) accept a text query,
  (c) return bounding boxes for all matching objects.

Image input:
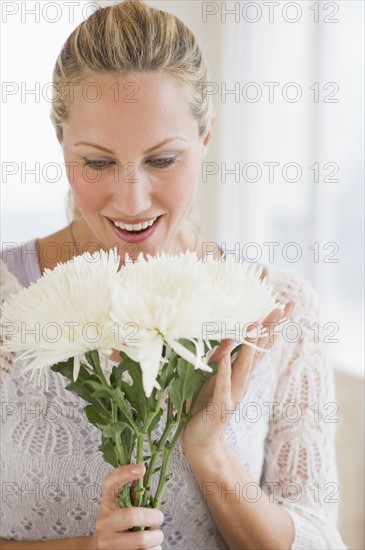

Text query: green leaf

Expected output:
[102,422,136,464]
[52,359,108,408]
[119,355,148,422]
[148,407,163,433]
[102,421,128,439]
[109,360,127,387]
[168,357,206,407]
[157,350,179,389]
[84,405,109,429]
[91,388,114,400]
[87,349,101,367]
[64,380,97,404]
[88,380,112,393]
[62,379,112,419]
[120,426,136,462]
[52,359,95,384]
[111,386,135,425]
[98,437,118,468]
[51,358,74,380]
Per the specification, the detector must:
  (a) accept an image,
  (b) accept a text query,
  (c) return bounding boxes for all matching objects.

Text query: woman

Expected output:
[0,1,346,548]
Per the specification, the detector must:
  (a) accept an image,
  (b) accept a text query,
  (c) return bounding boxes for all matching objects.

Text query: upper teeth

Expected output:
[113,218,157,231]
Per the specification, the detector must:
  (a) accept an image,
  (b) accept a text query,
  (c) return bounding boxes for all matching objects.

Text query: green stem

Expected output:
[89,351,141,435]
[88,350,109,386]
[142,435,168,506]
[152,446,171,508]
[151,395,196,509]
[170,413,189,449]
[112,390,139,434]
[143,388,164,433]
[111,401,126,466]
[87,351,209,512]
[133,432,145,507]
[115,482,132,508]
[141,400,177,507]
[152,421,187,508]
[111,415,132,510]
[151,402,186,508]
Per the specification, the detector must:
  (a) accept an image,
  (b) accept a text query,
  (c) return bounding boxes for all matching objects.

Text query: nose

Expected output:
[113,165,152,216]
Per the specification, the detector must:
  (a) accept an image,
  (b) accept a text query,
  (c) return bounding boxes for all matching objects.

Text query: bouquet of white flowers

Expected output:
[2,250,281,513]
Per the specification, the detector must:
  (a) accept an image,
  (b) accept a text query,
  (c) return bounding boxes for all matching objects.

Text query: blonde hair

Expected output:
[51,0,214,137]
[51,0,213,220]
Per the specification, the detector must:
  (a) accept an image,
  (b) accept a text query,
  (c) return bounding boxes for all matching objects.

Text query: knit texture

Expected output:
[0,259,346,549]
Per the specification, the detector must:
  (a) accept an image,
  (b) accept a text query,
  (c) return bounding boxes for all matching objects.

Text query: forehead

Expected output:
[64,72,198,148]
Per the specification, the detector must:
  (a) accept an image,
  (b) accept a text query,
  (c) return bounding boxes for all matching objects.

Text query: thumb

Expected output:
[101,464,145,510]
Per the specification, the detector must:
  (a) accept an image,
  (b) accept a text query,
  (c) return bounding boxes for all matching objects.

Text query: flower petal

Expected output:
[73,355,81,382]
[166,337,213,373]
[118,334,164,397]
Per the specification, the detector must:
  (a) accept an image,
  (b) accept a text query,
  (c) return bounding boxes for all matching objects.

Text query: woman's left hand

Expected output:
[180,301,295,458]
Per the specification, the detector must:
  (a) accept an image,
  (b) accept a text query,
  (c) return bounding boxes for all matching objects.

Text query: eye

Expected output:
[82,159,116,171]
[148,157,177,168]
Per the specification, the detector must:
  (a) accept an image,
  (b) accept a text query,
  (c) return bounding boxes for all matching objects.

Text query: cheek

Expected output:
[67,166,109,213]
[162,177,197,216]
[165,159,200,210]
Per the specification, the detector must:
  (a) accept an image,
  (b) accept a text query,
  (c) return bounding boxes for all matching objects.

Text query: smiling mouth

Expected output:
[111,216,161,234]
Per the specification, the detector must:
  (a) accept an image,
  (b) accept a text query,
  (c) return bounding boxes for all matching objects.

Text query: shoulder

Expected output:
[1,240,41,288]
[1,260,22,303]
[0,261,22,382]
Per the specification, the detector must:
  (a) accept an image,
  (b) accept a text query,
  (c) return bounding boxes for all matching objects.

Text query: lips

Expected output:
[108,215,162,243]
[113,218,157,232]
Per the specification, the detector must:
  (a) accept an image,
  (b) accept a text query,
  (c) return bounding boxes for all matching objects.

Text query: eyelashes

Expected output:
[82,159,114,171]
[148,157,177,168]
[82,157,177,171]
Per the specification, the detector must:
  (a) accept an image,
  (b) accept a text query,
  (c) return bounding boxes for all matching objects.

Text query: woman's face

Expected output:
[62,72,212,259]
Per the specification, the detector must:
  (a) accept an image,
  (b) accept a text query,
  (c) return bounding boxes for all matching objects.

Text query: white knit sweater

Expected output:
[0,259,346,549]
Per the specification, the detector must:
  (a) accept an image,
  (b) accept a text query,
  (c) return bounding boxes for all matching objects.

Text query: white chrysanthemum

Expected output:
[111,251,280,397]
[2,249,120,385]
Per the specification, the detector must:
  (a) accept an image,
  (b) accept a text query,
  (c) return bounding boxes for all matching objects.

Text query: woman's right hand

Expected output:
[88,464,164,550]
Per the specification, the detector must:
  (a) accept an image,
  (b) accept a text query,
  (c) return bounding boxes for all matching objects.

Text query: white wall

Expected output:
[1,1,363,376]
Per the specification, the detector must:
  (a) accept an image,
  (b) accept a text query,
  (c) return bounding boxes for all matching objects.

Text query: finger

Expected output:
[212,340,235,402]
[230,309,284,399]
[104,506,164,532]
[255,308,286,359]
[258,307,285,347]
[248,303,295,367]
[101,464,145,510]
[263,302,296,345]
[95,528,164,550]
[230,344,256,400]
[208,338,235,365]
[118,528,164,549]
[284,301,295,318]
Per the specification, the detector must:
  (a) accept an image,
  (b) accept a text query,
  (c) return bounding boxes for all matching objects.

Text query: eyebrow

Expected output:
[73,137,187,154]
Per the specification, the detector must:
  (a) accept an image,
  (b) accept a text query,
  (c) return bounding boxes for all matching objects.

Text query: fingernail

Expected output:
[273,311,284,323]
[131,464,145,475]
